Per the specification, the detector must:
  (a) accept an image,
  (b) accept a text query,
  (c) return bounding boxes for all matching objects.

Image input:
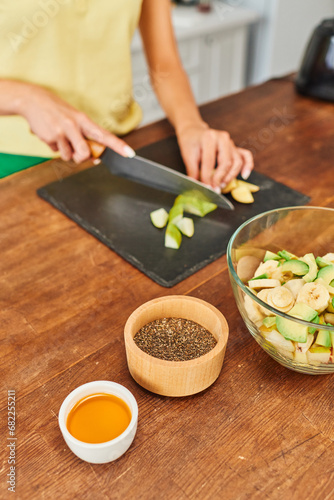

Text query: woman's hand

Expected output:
[2,81,135,162]
[176,123,254,189]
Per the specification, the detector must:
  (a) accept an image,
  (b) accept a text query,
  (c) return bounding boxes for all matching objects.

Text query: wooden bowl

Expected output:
[124,295,229,397]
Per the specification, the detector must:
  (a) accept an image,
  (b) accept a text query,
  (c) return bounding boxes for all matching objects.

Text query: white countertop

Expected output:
[131,1,259,51]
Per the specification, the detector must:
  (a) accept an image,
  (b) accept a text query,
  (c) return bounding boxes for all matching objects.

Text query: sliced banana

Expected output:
[244,294,264,326]
[248,278,281,290]
[266,286,295,312]
[283,278,305,299]
[296,333,314,353]
[296,282,330,313]
[257,289,273,315]
[237,255,262,283]
[254,260,283,281]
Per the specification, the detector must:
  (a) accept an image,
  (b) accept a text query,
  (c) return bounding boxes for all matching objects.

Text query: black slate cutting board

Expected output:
[37,136,310,287]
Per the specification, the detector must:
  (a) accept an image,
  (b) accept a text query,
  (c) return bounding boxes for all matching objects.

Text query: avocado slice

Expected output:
[316,256,331,268]
[276,315,308,343]
[281,259,309,276]
[249,273,269,280]
[301,253,318,282]
[289,302,318,321]
[317,264,334,286]
[262,316,276,328]
[308,314,319,334]
[278,250,297,261]
[316,328,332,348]
[275,302,317,343]
[264,251,280,262]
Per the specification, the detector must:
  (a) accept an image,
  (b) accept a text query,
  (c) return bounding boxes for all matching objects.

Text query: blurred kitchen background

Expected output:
[132,0,334,125]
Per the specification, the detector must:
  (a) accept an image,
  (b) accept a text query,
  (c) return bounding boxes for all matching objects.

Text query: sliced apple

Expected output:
[176,217,194,237]
[165,223,182,249]
[237,179,260,193]
[221,178,238,194]
[231,185,254,204]
[150,208,169,229]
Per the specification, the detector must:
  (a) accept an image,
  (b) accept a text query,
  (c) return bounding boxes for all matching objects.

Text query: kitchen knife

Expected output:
[88,141,234,210]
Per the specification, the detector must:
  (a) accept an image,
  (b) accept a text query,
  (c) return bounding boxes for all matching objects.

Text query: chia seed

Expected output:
[133,317,217,361]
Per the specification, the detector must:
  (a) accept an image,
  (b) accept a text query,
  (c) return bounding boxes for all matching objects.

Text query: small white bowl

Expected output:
[58,381,138,464]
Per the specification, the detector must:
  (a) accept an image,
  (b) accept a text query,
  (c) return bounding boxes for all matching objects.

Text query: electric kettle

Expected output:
[296,19,334,101]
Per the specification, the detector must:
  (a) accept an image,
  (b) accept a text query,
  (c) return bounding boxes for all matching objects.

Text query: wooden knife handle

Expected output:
[87,139,106,158]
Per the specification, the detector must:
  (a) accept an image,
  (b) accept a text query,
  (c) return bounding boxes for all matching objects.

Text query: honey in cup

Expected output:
[67,393,131,444]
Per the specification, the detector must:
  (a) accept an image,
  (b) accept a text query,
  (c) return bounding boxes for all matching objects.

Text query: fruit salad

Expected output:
[239,250,334,365]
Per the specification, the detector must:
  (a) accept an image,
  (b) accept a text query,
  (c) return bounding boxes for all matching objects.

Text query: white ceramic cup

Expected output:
[58,381,138,464]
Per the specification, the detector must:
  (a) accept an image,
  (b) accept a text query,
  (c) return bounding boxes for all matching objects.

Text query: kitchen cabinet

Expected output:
[131,1,258,124]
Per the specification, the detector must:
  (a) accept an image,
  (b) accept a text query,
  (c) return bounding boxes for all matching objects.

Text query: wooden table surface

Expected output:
[1,78,334,500]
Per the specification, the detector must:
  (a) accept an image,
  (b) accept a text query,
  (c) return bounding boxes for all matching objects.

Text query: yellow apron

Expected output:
[0,0,143,156]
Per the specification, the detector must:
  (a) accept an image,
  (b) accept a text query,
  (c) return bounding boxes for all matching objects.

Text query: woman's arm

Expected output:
[139,0,253,188]
[0,80,134,162]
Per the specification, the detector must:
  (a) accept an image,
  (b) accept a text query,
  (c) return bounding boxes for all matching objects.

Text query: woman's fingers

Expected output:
[199,130,218,185]
[238,147,254,180]
[81,118,135,158]
[56,136,73,162]
[214,146,243,187]
[178,142,201,181]
[62,119,91,163]
[201,132,254,187]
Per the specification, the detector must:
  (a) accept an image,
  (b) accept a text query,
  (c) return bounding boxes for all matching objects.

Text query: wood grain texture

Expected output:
[1,78,334,499]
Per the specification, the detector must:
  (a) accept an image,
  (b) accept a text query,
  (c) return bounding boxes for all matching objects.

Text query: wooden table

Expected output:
[1,77,334,500]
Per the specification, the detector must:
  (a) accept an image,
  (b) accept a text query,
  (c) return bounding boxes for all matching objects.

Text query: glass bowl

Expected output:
[227,206,334,374]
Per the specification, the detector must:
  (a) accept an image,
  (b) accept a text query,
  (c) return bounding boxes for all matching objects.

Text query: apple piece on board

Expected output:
[176,217,194,237]
[221,178,238,194]
[236,179,260,193]
[165,223,182,249]
[150,208,169,229]
[231,185,254,204]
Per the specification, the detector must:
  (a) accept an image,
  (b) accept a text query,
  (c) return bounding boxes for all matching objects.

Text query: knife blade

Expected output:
[99,146,234,210]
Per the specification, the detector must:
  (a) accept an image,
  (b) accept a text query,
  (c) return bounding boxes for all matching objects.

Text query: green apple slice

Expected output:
[165,223,182,249]
[168,204,183,225]
[150,208,169,228]
[174,190,217,217]
[176,217,194,237]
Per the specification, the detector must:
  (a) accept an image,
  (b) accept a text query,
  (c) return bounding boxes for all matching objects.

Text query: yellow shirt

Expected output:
[0,0,143,156]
